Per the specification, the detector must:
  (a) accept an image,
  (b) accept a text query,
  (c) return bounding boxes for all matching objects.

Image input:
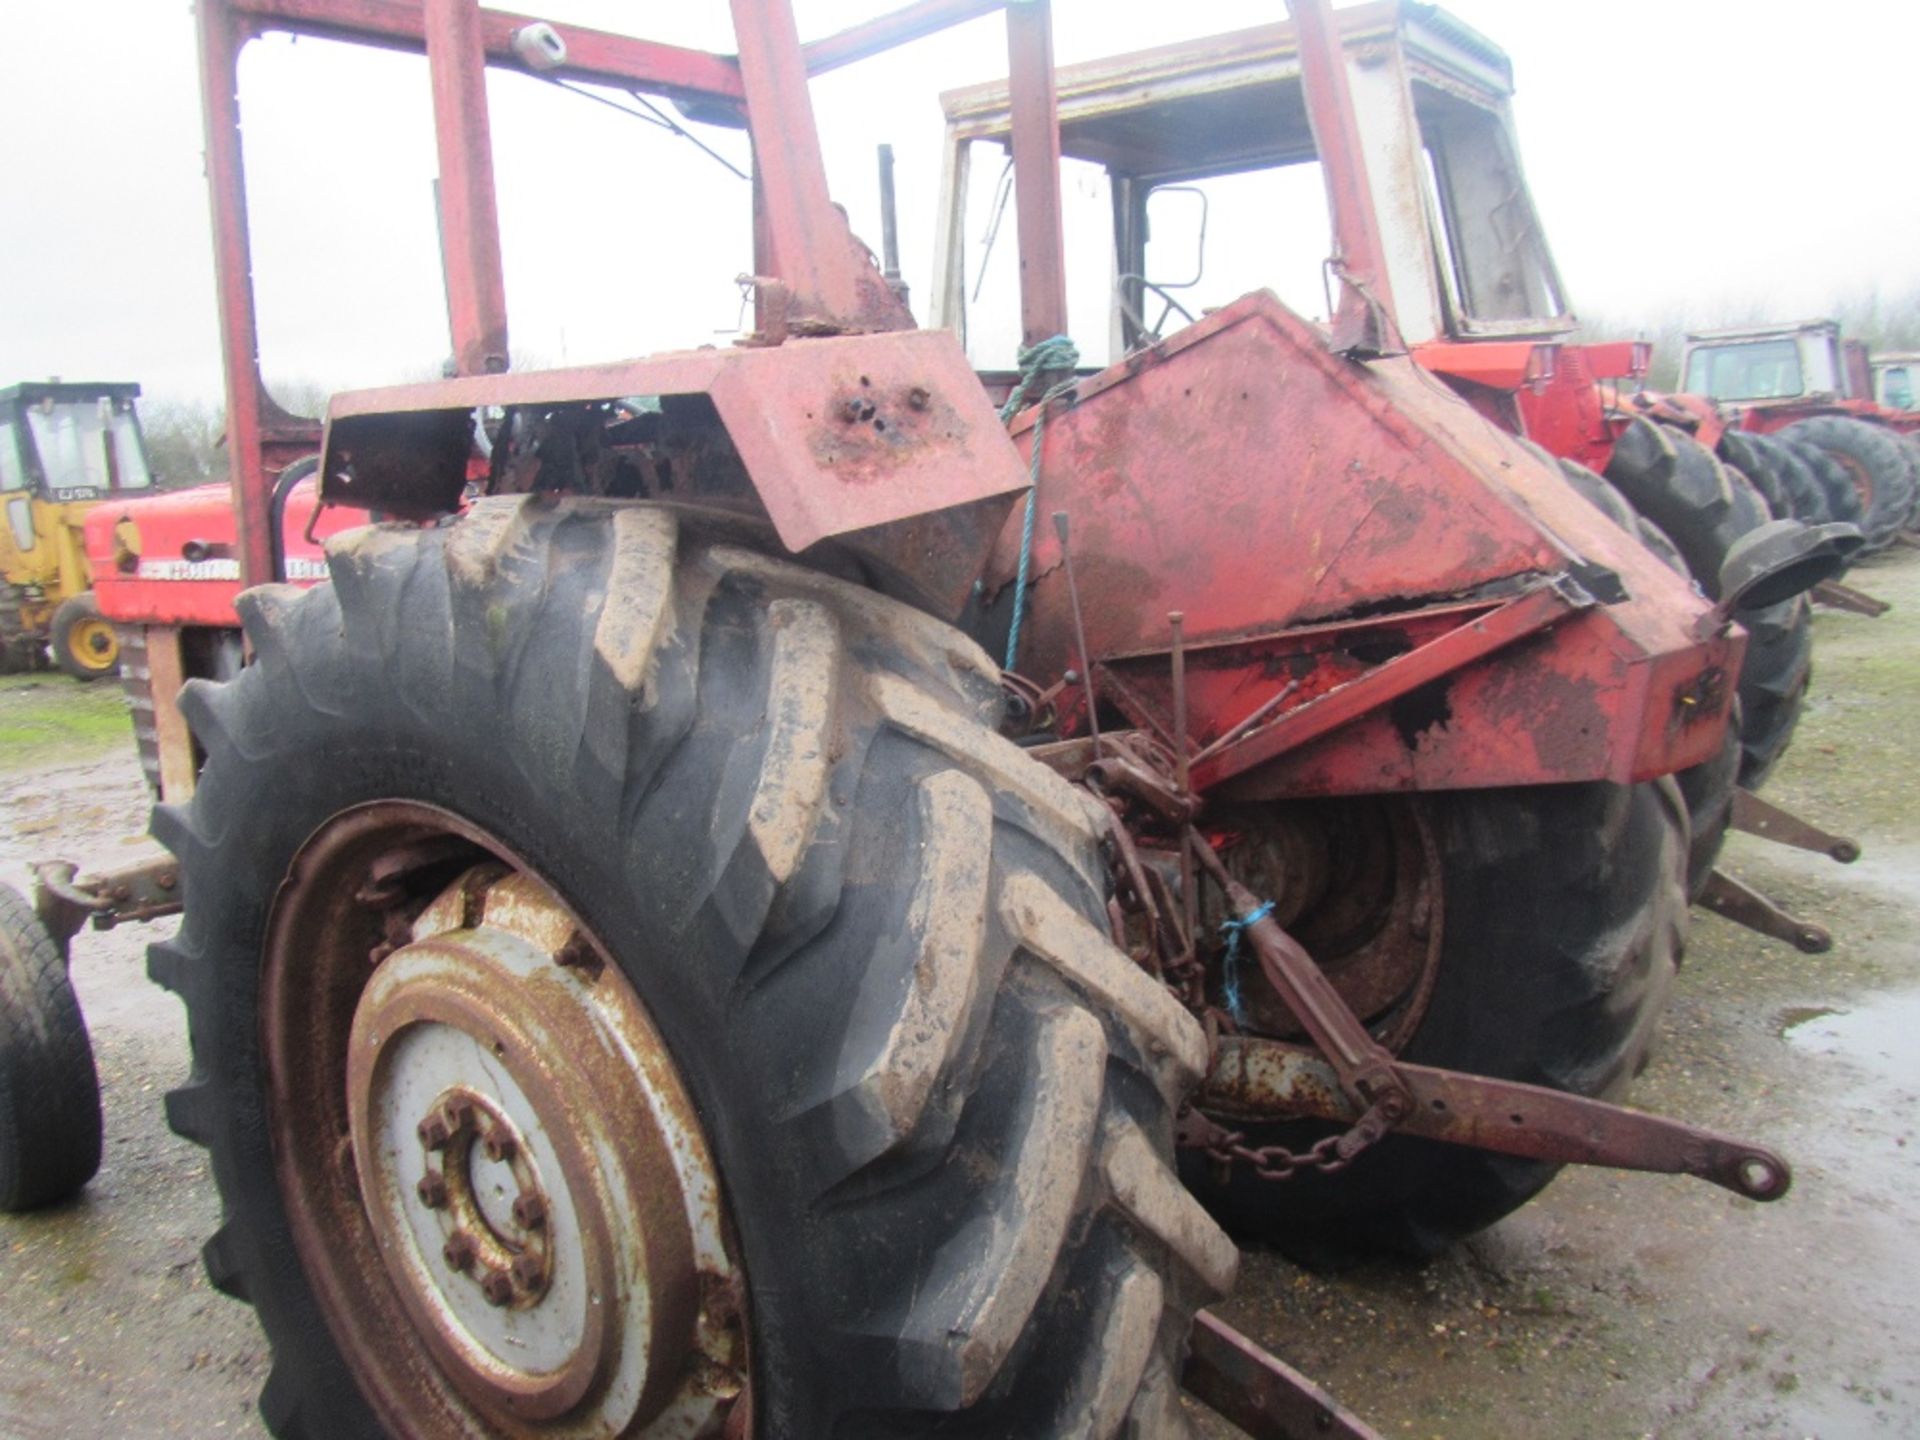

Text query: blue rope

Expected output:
[1219,900,1275,1025]
[1000,334,1080,672]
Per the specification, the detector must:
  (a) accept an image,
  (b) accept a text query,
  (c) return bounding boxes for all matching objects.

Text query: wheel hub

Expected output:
[263,805,748,1437]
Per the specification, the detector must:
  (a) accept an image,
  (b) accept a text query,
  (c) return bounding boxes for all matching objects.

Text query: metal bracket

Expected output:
[1730,788,1860,863]
[1203,1035,1792,1202]
[1811,579,1891,617]
[1699,868,1831,954]
[31,855,184,952]
[1184,1310,1383,1440]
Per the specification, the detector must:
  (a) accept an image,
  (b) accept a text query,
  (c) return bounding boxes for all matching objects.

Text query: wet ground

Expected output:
[1,547,1917,1439]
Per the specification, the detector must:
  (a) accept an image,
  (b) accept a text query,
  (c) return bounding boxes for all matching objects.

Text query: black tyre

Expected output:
[1185,779,1687,1259]
[1779,416,1915,553]
[0,882,103,1212]
[49,592,119,681]
[1605,421,1813,787]
[1548,455,1735,898]
[153,497,1234,1439]
[0,599,41,674]
[1776,432,1867,533]
[1720,429,1831,529]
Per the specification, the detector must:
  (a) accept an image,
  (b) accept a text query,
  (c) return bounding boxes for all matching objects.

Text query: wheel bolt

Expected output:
[443,1095,476,1131]
[417,1114,452,1150]
[444,1231,478,1272]
[511,1253,545,1289]
[416,1168,449,1208]
[481,1268,515,1306]
[511,1192,547,1229]
[483,1127,517,1163]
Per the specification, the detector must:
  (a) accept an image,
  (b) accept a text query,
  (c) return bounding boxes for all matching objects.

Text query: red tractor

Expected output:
[933,1,1859,957]
[0,2,1810,1435]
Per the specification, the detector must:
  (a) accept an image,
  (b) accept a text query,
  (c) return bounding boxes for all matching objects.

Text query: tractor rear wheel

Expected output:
[0,882,103,1212]
[1548,455,1735,897]
[50,593,119,681]
[1779,416,1915,553]
[1605,422,1813,787]
[152,498,1233,1439]
[1184,779,1686,1259]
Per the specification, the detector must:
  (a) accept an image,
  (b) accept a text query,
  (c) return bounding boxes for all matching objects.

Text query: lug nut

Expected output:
[480,1269,515,1306]
[483,1127,518,1163]
[444,1231,478,1272]
[417,1113,452,1150]
[511,1192,547,1229]
[511,1253,545,1289]
[417,1168,449,1208]
[442,1095,475,1131]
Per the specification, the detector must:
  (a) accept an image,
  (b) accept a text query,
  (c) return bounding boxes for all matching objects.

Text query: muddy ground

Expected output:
[2,548,1916,1439]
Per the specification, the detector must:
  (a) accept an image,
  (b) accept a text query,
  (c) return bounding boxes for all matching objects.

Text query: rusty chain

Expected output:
[1192,1100,1394,1183]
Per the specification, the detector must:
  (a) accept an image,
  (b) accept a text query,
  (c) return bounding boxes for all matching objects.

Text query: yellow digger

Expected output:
[0,380,155,679]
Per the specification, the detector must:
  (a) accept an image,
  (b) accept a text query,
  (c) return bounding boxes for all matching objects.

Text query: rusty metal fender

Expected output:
[319,330,1031,615]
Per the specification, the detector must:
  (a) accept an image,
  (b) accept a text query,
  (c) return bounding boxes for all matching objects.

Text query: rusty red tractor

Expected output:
[0,2,1819,1436]
[932,3,1861,957]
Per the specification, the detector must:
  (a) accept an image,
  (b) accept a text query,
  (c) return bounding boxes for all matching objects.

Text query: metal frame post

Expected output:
[194,0,276,590]
[425,0,511,376]
[1003,0,1069,348]
[1288,0,1402,355]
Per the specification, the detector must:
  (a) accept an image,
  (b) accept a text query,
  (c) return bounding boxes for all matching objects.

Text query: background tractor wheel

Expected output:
[0,882,104,1212]
[1779,416,1915,553]
[1605,424,1813,787]
[1548,455,1735,897]
[1184,779,1687,1260]
[0,599,43,674]
[50,593,119,681]
[152,498,1233,1439]
[1776,432,1868,534]
[1720,430,1830,528]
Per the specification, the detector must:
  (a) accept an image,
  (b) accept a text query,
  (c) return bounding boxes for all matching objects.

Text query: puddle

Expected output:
[1782,989,1920,1091]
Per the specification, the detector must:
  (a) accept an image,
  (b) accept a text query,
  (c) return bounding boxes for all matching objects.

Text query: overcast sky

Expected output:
[5,1,1919,407]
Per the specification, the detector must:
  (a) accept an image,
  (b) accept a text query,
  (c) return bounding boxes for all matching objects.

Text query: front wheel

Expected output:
[50,592,119,681]
[154,498,1234,1438]
[0,882,103,1211]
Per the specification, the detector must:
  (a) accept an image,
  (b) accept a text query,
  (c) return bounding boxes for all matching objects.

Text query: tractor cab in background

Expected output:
[933,2,1569,369]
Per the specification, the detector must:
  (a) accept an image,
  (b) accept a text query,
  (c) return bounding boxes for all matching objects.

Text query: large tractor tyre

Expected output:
[1778,416,1915,553]
[1605,424,1812,787]
[1548,456,1735,898]
[49,592,119,682]
[0,883,104,1212]
[151,497,1234,1440]
[1896,432,1920,528]
[1184,778,1687,1260]
[1719,429,1829,527]
[1776,433,1868,533]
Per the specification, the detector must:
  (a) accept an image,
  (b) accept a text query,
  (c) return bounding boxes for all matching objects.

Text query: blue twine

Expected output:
[1219,900,1276,1025]
[1000,334,1080,672]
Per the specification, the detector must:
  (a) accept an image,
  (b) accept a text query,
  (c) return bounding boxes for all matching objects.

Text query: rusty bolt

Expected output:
[442,1095,476,1132]
[480,1269,515,1307]
[906,386,930,411]
[511,1192,547,1229]
[444,1231,478,1273]
[417,1168,450,1209]
[417,1113,453,1150]
[483,1126,517,1163]
[511,1253,545,1289]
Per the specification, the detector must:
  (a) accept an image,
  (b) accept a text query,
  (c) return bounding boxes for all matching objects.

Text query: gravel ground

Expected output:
[2,546,1916,1439]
